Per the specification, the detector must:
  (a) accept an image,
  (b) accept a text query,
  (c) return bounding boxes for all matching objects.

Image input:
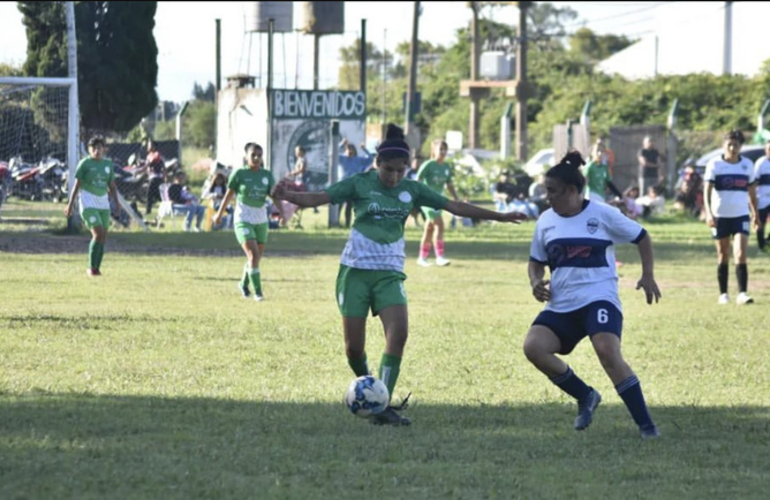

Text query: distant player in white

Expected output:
[753,140,770,253]
[703,130,759,305]
[524,151,661,439]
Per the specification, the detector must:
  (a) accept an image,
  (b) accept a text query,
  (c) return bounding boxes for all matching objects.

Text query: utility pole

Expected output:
[360,19,367,92]
[405,1,420,146]
[515,1,530,161]
[313,33,320,90]
[469,1,480,150]
[723,1,733,75]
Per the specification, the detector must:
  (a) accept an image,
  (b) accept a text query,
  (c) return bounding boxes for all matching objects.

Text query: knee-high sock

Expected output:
[248,267,262,296]
[379,354,402,400]
[718,263,728,294]
[240,263,250,289]
[616,375,655,430]
[435,240,445,257]
[736,263,748,293]
[549,366,592,401]
[347,353,370,377]
[89,240,98,269]
[94,242,105,270]
[420,243,431,259]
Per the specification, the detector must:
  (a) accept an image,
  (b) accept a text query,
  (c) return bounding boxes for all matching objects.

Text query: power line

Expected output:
[565,1,675,28]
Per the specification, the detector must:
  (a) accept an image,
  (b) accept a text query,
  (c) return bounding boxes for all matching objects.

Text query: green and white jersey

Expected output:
[75,157,114,210]
[584,160,611,198]
[227,167,276,224]
[326,171,449,271]
[416,159,453,194]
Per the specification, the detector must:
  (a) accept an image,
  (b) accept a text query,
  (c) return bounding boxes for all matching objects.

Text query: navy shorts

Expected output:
[711,215,750,239]
[532,300,623,355]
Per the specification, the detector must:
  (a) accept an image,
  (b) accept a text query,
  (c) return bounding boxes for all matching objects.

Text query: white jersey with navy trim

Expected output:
[705,155,756,217]
[753,156,770,210]
[529,201,646,313]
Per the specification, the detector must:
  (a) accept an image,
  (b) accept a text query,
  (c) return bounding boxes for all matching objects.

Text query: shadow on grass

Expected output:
[1,393,768,500]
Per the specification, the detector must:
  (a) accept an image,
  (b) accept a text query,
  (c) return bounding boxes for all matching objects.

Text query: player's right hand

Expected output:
[706,214,715,227]
[212,213,221,226]
[64,205,73,217]
[532,279,551,303]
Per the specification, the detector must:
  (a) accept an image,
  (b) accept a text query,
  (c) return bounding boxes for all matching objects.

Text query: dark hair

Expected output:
[545,151,586,192]
[88,135,105,148]
[724,130,745,145]
[376,124,410,161]
[244,142,261,153]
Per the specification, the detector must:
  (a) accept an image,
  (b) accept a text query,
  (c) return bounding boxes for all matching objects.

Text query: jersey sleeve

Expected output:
[704,158,716,183]
[325,175,358,204]
[529,219,548,264]
[227,169,241,191]
[414,181,448,210]
[747,158,757,184]
[416,160,431,181]
[74,158,89,181]
[601,204,646,244]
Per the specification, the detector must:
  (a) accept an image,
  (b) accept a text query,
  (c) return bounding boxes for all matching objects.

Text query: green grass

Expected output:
[1,207,769,499]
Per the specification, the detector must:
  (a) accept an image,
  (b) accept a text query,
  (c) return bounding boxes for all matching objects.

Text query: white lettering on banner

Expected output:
[272,90,365,119]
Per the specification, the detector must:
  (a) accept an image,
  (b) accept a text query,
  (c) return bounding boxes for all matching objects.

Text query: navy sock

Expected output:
[717,263,728,294]
[550,367,592,401]
[736,263,748,293]
[616,375,655,430]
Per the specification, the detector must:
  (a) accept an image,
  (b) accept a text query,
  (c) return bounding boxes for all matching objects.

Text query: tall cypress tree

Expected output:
[18,1,159,134]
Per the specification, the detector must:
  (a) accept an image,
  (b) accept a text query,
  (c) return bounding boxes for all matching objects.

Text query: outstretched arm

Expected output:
[443,200,526,223]
[635,233,661,304]
[271,179,331,208]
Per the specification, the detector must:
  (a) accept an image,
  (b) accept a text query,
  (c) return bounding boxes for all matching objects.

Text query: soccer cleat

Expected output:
[736,292,754,305]
[718,293,730,305]
[239,282,250,298]
[370,407,412,426]
[574,389,602,431]
[87,268,101,276]
[254,293,265,302]
[416,257,432,267]
[390,392,412,412]
[640,424,661,440]
[435,256,451,267]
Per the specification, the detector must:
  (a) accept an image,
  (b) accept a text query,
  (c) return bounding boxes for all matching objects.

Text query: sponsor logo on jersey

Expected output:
[587,218,599,234]
[398,191,412,203]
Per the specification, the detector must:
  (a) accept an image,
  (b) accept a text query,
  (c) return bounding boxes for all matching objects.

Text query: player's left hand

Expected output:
[636,275,661,305]
[499,212,528,224]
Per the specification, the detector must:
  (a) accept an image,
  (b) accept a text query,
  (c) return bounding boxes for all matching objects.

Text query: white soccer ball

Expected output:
[344,375,390,417]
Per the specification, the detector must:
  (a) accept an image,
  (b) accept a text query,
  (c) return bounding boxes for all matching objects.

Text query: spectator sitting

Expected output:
[493,170,539,219]
[674,164,703,217]
[528,173,548,215]
[168,171,206,232]
[636,185,666,220]
[203,169,232,229]
[618,186,643,220]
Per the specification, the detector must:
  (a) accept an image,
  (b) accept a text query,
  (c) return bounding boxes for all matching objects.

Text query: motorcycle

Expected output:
[38,155,66,202]
[8,156,43,201]
[114,153,150,203]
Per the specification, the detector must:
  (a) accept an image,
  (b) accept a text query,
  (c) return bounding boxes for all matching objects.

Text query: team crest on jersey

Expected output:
[104,167,110,173]
[262,178,268,185]
[398,191,412,203]
[586,218,599,234]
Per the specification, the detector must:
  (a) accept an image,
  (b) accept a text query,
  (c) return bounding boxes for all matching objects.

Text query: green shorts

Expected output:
[81,208,111,229]
[421,207,442,221]
[335,265,407,318]
[235,221,269,245]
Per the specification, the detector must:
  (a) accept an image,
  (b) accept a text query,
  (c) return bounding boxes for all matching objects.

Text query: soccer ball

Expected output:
[344,375,390,417]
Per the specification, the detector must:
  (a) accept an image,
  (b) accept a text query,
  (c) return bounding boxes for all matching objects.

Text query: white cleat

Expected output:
[718,293,730,305]
[416,257,432,267]
[736,292,754,305]
[254,294,265,302]
[435,256,451,267]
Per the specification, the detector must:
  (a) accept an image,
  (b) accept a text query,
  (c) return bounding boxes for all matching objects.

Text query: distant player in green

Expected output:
[64,135,120,276]
[270,124,526,426]
[212,143,284,302]
[416,139,459,267]
[583,142,622,204]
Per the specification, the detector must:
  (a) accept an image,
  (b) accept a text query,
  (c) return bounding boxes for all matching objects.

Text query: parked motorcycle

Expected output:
[38,155,66,202]
[8,156,43,201]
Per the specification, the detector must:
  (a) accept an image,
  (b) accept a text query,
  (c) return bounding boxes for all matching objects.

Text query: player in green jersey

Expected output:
[64,136,120,276]
[584,142,622,204]
[270,124,526,426]
[416,139,459,267]
[212,143,285,302]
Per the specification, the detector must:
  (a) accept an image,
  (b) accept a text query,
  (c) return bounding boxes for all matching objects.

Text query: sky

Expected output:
[0,2,767,103]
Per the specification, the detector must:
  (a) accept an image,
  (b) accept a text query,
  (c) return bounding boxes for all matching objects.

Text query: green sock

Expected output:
[240,264,250,290]
[94,242,105,270]
[248,267,262,296]
[347,353,370,377]
[378,353,402,399]
[88,240,98,269]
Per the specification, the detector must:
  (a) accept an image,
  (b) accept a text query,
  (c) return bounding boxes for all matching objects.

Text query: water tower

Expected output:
[298,1,345,90]
[241,2,294,88]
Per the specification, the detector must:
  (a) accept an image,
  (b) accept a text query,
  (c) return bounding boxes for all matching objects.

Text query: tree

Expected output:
[337,39,390,91]
[192,81,216,102]
[18,1,159,134]
[569,27,635,63]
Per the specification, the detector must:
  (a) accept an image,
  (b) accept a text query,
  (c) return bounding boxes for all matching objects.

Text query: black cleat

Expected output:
[370,407,411,426]
[640,424,660,439]
[239,282,250,298]
[574,389,602,431]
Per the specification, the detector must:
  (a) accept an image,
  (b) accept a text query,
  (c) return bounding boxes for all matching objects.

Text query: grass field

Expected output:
[1,200,769,499]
